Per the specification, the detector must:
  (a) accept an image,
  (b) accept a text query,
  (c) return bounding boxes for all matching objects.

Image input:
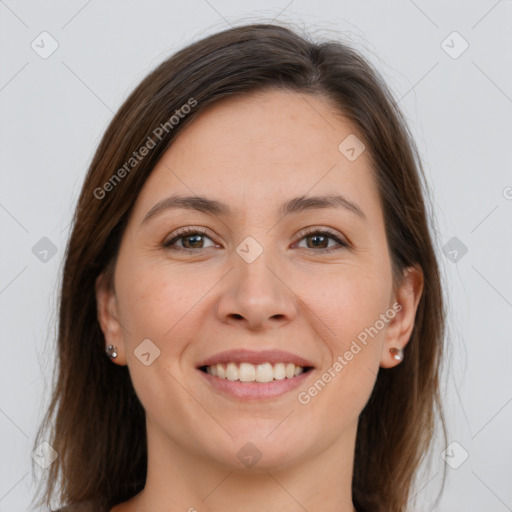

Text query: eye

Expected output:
[294,227,349,252]
[162,226,349,254]
[163,227,217,252]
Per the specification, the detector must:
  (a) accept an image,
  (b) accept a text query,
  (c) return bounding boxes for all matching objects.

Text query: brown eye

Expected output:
[296,228,348,252]
[305,233,329,249]
[163,228,216,252]
[180,233,206,249]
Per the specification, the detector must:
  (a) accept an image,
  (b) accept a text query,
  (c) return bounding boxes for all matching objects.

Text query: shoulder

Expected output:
[52,500,105,511]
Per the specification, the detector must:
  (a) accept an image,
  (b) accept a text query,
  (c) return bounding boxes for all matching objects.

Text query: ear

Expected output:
[380,265,424,369]
[95,272,127,366]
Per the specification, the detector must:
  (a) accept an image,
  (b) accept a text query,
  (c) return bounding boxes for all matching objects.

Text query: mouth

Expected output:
[195,349,316,400]
[198,362,314,382]
[196,361,315,401]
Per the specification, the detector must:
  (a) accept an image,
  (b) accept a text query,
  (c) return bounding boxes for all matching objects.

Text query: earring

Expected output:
[106,345,118,359]
[389,347,404,362]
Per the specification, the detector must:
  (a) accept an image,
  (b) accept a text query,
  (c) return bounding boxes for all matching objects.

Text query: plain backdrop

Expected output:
[1,1,511,511]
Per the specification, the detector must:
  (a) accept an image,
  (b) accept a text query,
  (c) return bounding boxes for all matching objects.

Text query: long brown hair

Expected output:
[33,22,447,512]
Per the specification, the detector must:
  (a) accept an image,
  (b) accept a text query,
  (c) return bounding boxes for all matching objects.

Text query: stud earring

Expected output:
[106,345,118,359]
[389,347,404,362]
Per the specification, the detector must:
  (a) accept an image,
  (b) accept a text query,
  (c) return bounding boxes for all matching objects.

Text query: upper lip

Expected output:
[196,349,315,369]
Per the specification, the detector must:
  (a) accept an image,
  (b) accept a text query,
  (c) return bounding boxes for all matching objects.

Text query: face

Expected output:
[97,88,422,472]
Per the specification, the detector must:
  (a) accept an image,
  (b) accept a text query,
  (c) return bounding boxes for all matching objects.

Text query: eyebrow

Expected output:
[141,193,367,225]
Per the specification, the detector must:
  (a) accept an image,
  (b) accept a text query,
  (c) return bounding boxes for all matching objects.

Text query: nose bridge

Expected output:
[216,234,297,328]
[235,235,282,304]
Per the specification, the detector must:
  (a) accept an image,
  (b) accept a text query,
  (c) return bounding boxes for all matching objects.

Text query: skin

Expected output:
[96,89,423,512]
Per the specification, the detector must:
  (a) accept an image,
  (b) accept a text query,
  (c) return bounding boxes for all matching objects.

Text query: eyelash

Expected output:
[162,226,349,254]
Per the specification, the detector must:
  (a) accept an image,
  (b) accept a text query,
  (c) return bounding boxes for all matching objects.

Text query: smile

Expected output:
[197,364,314,401]
[200,362,312,382]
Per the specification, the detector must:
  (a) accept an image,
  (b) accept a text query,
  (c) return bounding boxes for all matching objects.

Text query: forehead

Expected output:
[130,89,382,224]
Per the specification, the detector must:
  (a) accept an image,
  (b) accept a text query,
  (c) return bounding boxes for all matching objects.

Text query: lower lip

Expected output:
[197,368,314,401]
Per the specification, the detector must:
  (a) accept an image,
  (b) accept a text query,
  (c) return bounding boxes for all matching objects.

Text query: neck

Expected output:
[117,417,359,512]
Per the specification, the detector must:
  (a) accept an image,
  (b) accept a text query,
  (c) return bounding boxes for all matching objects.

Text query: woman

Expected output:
[33,22,447,512]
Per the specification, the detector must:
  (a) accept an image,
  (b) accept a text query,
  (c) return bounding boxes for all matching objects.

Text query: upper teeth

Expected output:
[204,362,306,382]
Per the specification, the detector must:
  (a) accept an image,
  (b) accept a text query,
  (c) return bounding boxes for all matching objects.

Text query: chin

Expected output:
[202,433,308,473]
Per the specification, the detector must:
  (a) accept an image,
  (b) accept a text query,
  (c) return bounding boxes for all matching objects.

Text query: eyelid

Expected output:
[163,225,350,252]
[293,226,349,250]
[296,225,347,241]
[163,226,216,248]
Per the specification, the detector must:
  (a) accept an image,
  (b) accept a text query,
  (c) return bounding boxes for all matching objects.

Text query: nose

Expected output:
[215,248,298,331]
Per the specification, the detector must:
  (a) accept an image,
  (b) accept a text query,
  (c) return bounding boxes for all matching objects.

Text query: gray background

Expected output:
[1,1,511,510]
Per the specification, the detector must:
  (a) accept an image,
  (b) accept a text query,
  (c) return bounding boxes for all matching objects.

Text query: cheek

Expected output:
[297,263,391,347]
[113,261,209,426]
[115,258,210,342]
[295,274,388,437]
[293,265,390,412]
